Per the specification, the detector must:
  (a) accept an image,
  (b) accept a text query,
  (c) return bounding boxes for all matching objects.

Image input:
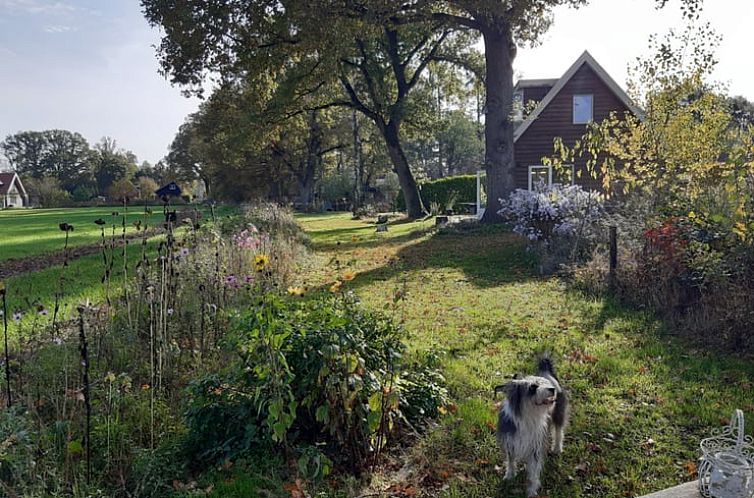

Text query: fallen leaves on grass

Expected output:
[284,478,310,498]
[567,349,598,364]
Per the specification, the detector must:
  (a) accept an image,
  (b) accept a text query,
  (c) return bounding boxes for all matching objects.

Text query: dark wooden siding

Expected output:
[514,63,633,190]
[522,86,552,105]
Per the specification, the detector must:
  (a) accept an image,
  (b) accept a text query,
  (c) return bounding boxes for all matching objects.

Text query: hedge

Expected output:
[395,175,476,212]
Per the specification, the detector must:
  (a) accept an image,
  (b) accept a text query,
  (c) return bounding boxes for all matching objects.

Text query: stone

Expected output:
[639,482,700,498]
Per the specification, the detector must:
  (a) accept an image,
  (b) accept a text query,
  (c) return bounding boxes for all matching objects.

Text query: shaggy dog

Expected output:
[494,354,569,497]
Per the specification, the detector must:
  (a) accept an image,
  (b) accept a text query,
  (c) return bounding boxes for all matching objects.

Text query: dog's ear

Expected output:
[493,382,512,399]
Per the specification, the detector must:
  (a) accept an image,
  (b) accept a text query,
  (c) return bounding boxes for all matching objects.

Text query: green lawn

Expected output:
[281,213,753,498]
[0,204,233,261]
[1,204,236,337]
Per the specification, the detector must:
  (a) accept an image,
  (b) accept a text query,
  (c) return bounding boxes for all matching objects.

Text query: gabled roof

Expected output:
[0,172,27,197]
[514,51,642,142]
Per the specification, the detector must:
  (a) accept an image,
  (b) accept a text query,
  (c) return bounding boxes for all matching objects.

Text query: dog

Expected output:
[493,354,569,497]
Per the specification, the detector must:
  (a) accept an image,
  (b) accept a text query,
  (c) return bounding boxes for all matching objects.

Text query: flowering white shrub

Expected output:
[498,182,604,243]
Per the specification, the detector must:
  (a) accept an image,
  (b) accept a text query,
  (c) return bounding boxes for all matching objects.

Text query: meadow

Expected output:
[0,204,234,336]
[0,204,234,261]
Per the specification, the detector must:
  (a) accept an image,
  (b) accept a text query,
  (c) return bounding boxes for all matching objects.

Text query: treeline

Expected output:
[165,64,485,213]
[0,131,183,207]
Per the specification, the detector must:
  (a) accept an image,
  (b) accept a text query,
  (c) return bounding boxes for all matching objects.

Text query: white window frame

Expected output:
[528,165,552,191]
[573,94,593,124]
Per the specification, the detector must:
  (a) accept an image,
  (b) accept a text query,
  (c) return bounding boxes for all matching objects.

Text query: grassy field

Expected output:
[0,204,236,337]
[0,204,233,261]
[276,213,752,498]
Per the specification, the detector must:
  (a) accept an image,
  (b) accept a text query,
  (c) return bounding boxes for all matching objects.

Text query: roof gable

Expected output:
[0,172,27,197]
[514,51,641,143]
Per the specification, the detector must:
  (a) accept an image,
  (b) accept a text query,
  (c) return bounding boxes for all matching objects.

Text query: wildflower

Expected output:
[180,247,190,257]
[287,286,305,297]
[254,254,269,272]
[105,372,116,383]
[329,281,342,293]
[12,309,22,321]
[243,275,255,284]
[37,305,48,316]
[94,218,106,226]
[52,337,63,346]
[341,270,356,281]
[141,383,150,391]
[58,222,74,232]
[224,275,237,285]
[167,308,174,316]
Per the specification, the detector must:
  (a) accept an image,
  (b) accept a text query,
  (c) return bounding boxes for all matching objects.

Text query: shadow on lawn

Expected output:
[319,224,541,290]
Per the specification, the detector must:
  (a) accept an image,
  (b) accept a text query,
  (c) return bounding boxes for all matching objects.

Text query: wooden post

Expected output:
[608,226,617,290]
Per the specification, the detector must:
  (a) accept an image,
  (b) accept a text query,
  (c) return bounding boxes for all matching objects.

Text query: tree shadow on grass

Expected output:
[315,225,541,291]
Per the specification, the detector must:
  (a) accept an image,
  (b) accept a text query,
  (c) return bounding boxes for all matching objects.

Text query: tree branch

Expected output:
[407,30,450,91]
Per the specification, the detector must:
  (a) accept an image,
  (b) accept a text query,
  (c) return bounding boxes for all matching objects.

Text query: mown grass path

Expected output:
[296,213,754,498]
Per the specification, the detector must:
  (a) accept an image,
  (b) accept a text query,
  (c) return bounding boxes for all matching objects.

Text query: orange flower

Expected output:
[329,281,342,293]
[287,286,305,297]
[341,270,356,281]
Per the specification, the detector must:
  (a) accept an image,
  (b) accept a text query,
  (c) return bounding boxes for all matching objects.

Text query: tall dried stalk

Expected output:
[1,283,11,408]
[121,198,131,326]
[52,224,73,338]
[77,304,92,484]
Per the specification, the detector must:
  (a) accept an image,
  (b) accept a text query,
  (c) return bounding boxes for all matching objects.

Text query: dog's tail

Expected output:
[537,351,557,379]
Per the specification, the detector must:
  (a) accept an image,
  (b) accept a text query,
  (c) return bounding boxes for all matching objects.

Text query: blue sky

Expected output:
[1,0,752,165]
[0,0,198,165]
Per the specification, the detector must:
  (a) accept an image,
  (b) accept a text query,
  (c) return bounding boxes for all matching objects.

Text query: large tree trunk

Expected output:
[480,24,516,223]
[381,119,424,218]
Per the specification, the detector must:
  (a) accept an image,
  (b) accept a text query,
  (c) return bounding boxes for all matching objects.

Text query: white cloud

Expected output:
[43,24,74,33]
[0,0,77,16]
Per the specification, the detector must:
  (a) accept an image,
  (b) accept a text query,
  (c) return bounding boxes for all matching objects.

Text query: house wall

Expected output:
[514,63,633,191]
[3,179,26,207]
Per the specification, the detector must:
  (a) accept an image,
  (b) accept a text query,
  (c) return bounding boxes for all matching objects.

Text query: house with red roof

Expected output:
[0,172,29,208]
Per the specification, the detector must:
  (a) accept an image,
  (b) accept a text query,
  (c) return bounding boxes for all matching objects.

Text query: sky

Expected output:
[1,0,753,165]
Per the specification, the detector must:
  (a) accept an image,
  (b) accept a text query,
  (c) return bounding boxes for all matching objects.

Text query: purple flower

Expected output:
[180,247,190,257]
[243,275,255,284]
[12,309,22,321]
[37,306,48,316]
[224,275,237,285]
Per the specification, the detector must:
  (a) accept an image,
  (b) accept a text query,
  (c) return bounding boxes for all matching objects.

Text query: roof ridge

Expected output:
[514,51,641,142]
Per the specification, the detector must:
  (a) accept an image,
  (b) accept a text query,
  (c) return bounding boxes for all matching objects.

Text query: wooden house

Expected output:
[513,51,641,190]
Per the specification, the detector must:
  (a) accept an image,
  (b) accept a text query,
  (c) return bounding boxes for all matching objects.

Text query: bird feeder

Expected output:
[698,409,754,497]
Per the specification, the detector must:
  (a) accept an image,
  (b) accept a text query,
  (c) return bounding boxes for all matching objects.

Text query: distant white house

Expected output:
[0,172,29,208]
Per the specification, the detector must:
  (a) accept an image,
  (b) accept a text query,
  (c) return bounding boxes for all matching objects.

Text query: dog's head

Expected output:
[497,375,558,417]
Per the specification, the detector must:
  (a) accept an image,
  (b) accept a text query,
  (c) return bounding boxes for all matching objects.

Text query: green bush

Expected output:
[184,293,447,471]
[183,374,260,467]
[395,175,476,213]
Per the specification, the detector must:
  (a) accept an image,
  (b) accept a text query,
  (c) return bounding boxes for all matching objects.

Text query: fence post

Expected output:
[608,225,617,290]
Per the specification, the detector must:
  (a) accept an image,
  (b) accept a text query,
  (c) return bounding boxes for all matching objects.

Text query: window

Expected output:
[573,94,593,124]
[528,165,552,190]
